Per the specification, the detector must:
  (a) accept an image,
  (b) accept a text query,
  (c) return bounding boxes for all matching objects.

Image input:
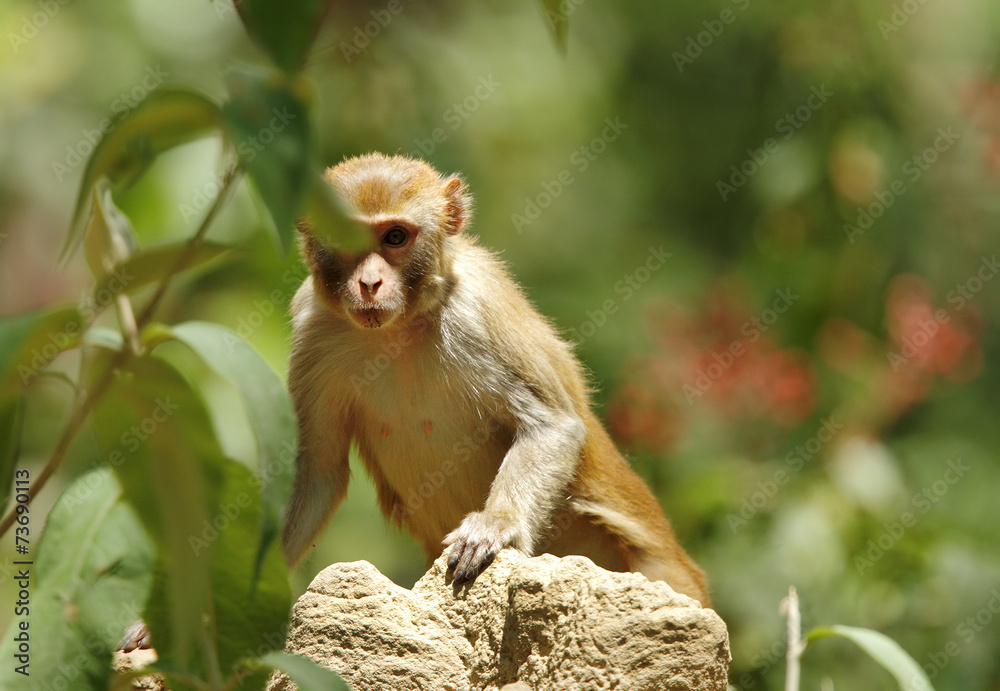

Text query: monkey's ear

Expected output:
[295,218,312,234]
[442,177,470,236]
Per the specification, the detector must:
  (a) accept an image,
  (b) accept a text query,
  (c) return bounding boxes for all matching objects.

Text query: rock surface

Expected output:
[267,549,730,691]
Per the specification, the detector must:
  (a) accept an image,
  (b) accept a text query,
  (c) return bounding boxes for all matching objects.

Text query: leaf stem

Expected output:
[781,586,803,691]
[0,165,243,539]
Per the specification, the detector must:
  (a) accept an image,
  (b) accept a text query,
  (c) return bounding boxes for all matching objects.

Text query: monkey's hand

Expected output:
[443,511,522,584]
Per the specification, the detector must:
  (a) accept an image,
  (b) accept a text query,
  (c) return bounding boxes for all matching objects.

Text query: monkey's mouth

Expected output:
[349,307,396,329]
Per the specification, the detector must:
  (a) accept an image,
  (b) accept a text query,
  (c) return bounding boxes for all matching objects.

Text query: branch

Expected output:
[0,166,244,539]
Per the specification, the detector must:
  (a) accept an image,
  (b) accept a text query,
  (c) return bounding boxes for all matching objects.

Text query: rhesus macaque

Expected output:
[283,153,709,604]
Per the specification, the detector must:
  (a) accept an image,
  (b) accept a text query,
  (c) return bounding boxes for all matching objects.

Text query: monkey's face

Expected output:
[299,154,471,331]
[302,226,428,330]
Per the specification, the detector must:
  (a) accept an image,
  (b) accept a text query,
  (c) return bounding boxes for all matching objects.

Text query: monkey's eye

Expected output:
[383,227,408,247]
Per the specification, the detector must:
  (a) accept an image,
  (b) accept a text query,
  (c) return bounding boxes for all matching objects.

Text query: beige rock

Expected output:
[113,647,165,690]
[268,549,729,691]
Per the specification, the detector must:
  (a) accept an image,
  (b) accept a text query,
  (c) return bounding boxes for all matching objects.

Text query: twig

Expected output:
[781,585,802,691]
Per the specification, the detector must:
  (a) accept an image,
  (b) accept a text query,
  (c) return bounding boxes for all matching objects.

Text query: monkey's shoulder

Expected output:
[446,239,589,412]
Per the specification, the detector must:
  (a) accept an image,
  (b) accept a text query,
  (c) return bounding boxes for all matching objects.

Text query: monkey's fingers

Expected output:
[443,511,515,583]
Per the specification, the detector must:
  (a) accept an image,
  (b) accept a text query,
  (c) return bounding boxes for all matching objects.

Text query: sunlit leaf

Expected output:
[234,0,333,73]
[83,327,125,352]
[92,355,226,672]
[0,307,83,395]
[65,90,223,261]
[84,181,138,282]
[806,625,935,691]
[221,69,314,252]
[535,0,569,54]
[91,241,232,304]
[164,321,296,578]
[256,651,350,691]
[0,469,154,691]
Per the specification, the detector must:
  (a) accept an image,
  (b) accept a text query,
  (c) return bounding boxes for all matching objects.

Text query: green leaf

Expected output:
[164,321,296,579]
[221,69,314,252]
[234,0,333,73]
[93,355,226,672]
[805,625,935,691]
[91,241,232,304]
[303,171,369,251]
[0,307,83,395]
[65,89,223,261]
[84,180,138,282]
[199,461,291,687]
[256,651,350,691]
[535,0,569,54]
[0,469,154,691]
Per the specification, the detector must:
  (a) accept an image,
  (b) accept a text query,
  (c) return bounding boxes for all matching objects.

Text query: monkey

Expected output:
[282,152,710,605]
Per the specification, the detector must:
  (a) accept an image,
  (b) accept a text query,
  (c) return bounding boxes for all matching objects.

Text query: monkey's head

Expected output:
[298,153,472,330]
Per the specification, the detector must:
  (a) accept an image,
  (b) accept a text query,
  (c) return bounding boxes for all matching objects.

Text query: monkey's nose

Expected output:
[360,278,382,297]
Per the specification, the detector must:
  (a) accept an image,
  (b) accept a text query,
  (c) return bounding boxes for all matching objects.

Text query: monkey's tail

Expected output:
[572,412,711,607]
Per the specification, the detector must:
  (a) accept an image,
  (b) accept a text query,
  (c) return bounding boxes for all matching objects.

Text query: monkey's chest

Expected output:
[351,366,514,548]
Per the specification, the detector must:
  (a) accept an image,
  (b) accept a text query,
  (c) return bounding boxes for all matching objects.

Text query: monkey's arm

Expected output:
[444,396,585,582]
[281,414,350,568]
[281,293,353,569]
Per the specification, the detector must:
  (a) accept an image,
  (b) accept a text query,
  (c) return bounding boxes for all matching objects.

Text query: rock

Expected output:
[113,647,165,690]
[267,549,729,691]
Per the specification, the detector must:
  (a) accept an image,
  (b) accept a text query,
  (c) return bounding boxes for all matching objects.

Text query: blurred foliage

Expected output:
[1,0,999,689]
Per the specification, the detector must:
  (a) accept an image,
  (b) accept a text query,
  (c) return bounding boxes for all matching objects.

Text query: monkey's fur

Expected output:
[283,153,709,604]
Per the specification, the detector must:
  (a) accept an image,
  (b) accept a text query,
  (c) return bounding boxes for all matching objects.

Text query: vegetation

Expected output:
[0,0,998,689]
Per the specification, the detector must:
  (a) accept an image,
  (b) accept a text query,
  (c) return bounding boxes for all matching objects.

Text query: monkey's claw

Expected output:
[443,512,518,584]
